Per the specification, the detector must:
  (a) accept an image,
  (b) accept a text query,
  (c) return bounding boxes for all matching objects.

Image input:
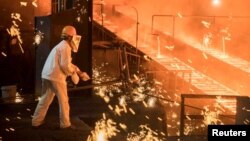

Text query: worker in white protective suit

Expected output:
[32,25,90,129]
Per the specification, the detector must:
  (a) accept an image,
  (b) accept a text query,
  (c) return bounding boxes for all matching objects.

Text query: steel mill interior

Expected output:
[0,0,250,141]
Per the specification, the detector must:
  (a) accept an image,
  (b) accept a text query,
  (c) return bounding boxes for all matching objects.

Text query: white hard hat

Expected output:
[61,25,76,37]
[61,25,82,52]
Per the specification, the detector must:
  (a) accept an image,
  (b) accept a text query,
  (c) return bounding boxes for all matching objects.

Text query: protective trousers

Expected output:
[32,79,71,128]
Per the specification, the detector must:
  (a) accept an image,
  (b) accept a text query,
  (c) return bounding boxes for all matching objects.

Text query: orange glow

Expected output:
[93,0,250,136]
[212,0,221,6]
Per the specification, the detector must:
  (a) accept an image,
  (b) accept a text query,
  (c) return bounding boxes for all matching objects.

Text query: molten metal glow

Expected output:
[212,0,221,6]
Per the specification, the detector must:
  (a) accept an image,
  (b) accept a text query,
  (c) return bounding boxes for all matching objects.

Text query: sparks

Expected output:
[127,125,164,141]
[177,12,183,18]
[87,117,119,141]
[157,117,162,121]
[11,13,22,22]
[202,52,208,60]
[172,112,177,119]
[201,21,210,29]
[7,13,23,49]
[202,106,222,125]
[97,130,105,141]
[1,52,7,57]
[103,96,110,103]
[19,43,24,54]
[119,123,127,130]
[187,59,192,63]
[20,2,28,6]
[32,0,38,7]
[76,17,81,22]
[148,98,156,107]
[5,117,10,122]
[15,92,23,103]
[142,100,148,107]
[114,105,123,116]
[9,128,15,132]
[108,105,113,110]
[165,45,175,51]
[34,31,44,45]
[129,108,136,115]
[119,96,126,106]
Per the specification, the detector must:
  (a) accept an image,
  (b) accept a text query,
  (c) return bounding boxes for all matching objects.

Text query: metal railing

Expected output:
[179,94,242,136]
[151,14,250,39]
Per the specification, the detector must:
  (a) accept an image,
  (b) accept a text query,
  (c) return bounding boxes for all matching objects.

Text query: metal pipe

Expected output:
[93,3,104,40]
[68,79,121,91]
[180,15,250,19]
[151,14,250,40]
[112,4,140,70]
[180,95,185,137]
[130,6,139,55]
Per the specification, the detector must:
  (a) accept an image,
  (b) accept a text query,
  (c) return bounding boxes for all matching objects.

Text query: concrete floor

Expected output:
[0,95,100,141]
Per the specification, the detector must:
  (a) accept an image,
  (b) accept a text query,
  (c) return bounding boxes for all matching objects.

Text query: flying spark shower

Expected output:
[93,0,250,137]
[87,114,120,141]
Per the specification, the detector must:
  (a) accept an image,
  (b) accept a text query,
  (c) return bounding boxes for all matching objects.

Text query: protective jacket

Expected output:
[41,40,76,84]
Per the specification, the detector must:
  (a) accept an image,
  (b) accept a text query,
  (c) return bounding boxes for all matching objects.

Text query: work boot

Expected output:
[60,125,76,130]
[32,121,46,129]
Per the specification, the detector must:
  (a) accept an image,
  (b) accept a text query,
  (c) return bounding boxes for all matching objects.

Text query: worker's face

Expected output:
[70,35,81,52]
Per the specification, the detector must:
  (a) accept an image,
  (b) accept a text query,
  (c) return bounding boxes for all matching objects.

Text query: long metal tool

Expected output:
[68,79,122,92]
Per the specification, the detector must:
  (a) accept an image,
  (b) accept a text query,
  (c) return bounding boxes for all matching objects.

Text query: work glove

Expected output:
[71,72,79,84]
[77,71,90,81]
